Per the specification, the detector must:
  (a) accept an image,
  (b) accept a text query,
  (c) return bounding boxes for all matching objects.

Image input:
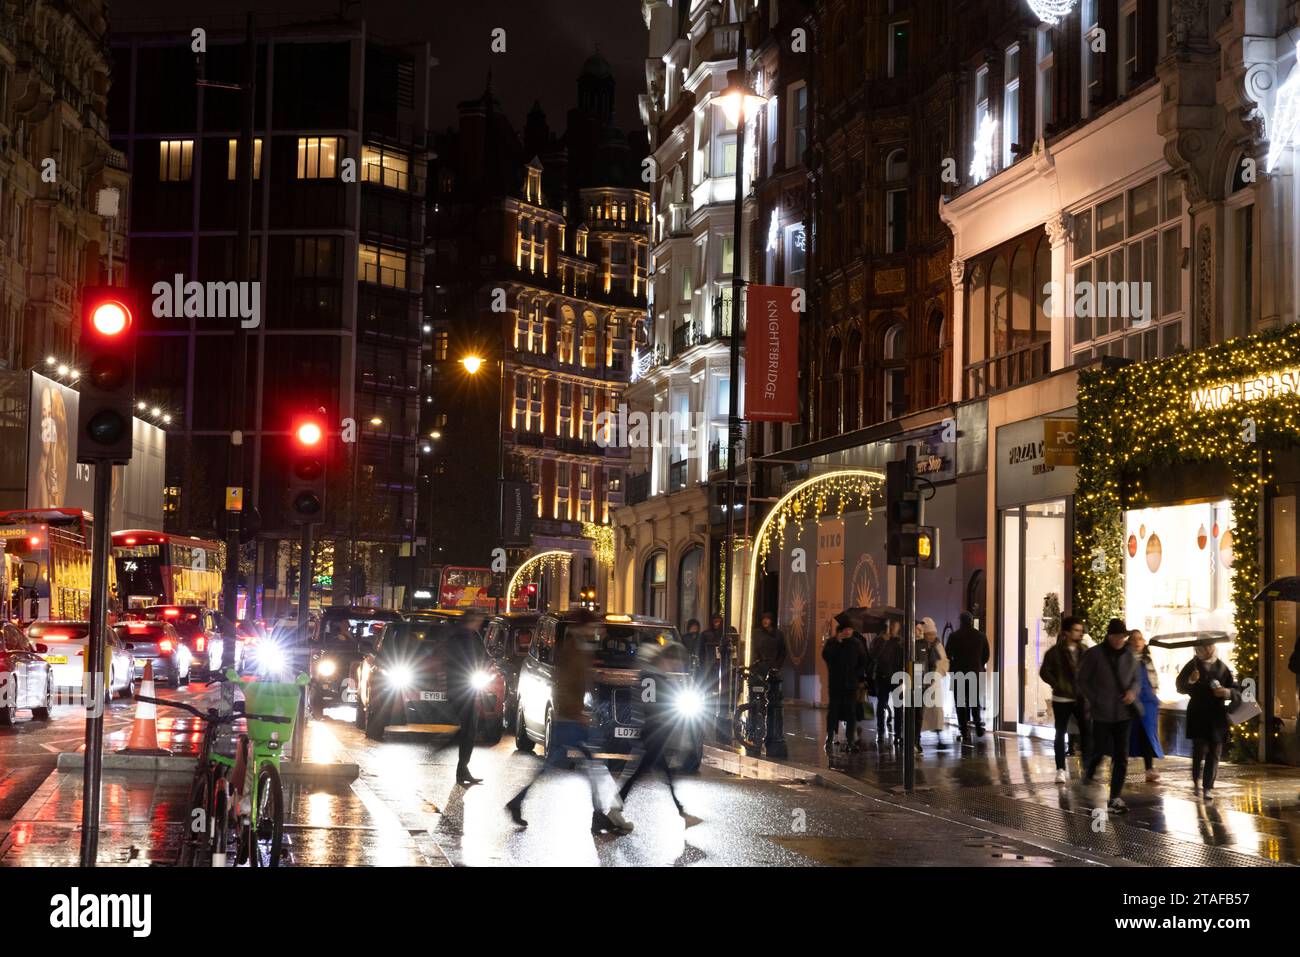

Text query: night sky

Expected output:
[110,0,647,134]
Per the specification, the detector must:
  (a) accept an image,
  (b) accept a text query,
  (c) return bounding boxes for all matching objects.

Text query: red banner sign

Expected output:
[744,285,799,422]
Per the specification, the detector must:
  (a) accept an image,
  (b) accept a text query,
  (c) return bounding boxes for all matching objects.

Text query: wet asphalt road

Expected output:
[0,687,1088,866]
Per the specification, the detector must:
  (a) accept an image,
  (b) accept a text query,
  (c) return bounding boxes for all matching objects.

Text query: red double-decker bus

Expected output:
[110,530,224,611]
[427,565,495,611]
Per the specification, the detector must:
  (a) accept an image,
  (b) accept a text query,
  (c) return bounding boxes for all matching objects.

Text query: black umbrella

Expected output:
[1254,576,1300,603]
[838,606,905,634]
[1148,631,1232,649]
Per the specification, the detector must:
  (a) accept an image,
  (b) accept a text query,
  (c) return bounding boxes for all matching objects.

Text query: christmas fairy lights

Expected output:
[504,549,572,612]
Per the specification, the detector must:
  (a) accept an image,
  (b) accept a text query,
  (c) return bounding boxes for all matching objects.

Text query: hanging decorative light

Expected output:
[1027,0,1079,25]
[969,113,998,184]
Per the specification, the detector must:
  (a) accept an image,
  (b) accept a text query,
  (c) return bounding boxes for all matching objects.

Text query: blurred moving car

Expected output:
[142,605,235,678]
[1,621,53,724]
[514,613,705,771]
[355,619,503,743]
[482,613,539,731]
[307,606,403,717]
[114,620,192,686]
[26,620,135,700]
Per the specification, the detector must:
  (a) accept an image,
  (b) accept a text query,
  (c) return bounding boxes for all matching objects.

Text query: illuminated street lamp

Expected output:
[715,67,766,129]
[461,351,507,612]
[461,355,484,375]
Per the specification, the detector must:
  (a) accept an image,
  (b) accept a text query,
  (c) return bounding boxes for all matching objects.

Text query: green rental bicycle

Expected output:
[136,670,308,867]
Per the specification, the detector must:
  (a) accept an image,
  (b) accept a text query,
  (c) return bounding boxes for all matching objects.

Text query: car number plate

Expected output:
[613,726,640,739]
[420,691,446,702]
[43,655,68,664]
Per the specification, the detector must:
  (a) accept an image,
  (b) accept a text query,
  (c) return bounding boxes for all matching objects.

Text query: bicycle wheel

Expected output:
[181,767,213,867]
[251,763,285,867]
[733,704,765,751]
[210,777,231,868]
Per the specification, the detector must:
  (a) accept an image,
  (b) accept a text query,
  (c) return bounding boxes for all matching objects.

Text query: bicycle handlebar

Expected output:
[133,694,292,726]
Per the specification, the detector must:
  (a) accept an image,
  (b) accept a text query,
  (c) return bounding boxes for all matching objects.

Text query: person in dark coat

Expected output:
[1175,641,1240,801]
[945,611,989,739]
[444,613,487,786]
[872,621,905,744]
[1077,618,1141,813]
[682,619,703,672]
[823,616,868,753]
[1127,630,1164,782]
[699,613,734,704]
[752,612,788,675]
[1040,615,1089,781]
[851,627,873,733]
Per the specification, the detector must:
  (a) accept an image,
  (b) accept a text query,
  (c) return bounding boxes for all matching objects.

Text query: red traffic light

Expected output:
[295,421,324,447]
[90,300,131,336]
[526,583,537,595]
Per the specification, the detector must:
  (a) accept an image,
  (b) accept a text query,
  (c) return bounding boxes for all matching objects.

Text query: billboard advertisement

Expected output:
[744,284,800,422]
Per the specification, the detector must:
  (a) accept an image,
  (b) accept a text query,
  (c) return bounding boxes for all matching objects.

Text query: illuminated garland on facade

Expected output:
[1074,327,1300,757]
[744,469,885,662]
[504,549,572,612]
[581,522,614,569]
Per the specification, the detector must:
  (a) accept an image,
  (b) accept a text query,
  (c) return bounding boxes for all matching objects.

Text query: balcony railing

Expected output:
[964,340,1051,399]
[711,294,746,339]
[708,442,729,473]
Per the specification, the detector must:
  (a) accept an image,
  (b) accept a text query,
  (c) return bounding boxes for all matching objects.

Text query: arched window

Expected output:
[885,149,909,180]
[1010,246,1032,350]
[883,321,908,420]
[643,550,667,619]
[843,326,863,431]
[924,309,947,406]
[989,255,1010,359]
[560,305,577,363]
[581,311,598,367]
[885,149,908,253]
[677,546,704,631]
[1033,237,1052,343]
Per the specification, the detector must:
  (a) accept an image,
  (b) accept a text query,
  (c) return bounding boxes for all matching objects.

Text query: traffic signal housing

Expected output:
[886,458,940,569]
[525,582,538,610]
[288,416,327,524]
[77,288,137,464]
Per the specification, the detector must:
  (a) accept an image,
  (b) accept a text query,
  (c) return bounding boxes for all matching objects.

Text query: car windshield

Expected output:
[571,622,680,668]
[320,617,390,641]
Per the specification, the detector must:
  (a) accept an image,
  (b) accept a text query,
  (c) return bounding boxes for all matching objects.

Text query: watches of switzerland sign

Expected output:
[744,285,799,423]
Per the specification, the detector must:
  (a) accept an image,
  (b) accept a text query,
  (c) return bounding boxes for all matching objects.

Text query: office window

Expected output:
[786,83,808,167]
[785,224,807,288]
[1036,27,1057,138]
[226,138,263,180]
[765,94,779,173]
[1120,1,1138,93]
[159,140,193,181]
[358,244,407,288]
[434,331,448,361]
[1003,45,1021,169]
[888,22,909,77]
[886,189,907,254]
[297,136,339,179]
[361,145,410,190]
[1081,0,1102,116]
[721,236,735,276]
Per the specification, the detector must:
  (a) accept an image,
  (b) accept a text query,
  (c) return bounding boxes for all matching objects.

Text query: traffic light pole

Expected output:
[220,12,256,670]
[902,444,916,793]
[78,462,113,866]
[290,520,313,762]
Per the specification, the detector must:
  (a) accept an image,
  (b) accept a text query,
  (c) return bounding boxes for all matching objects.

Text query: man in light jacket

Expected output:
[1076,618,1141,814]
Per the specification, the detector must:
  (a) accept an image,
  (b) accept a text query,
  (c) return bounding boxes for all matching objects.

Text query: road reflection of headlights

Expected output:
[674,688,705,718]
[259,643,285,674]
[389,665,414,690]
[316,658,337,678]
[470,670,491,691]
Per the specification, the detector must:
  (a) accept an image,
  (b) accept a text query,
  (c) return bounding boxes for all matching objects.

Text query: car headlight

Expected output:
[258,643,285,674]
[582,691,594,709]
[675,688,705,719]
[316,658,337,678]
[470,670,492,691]
[388,665,414,690]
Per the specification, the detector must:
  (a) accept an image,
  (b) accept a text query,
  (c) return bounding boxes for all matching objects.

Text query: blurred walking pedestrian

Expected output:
[505,616,632,833]
[445,611,487,786]
[1176,640,1239,801]
[1127,629,1164,783]
[1077,618,1140,814]
[1041,615,1090,782]
[617,641,695,823]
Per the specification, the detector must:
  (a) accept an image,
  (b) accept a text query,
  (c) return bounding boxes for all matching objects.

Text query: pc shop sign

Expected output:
[744,285,799,423]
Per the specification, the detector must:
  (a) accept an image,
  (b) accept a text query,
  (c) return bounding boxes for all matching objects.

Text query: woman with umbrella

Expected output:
[1173,635,1240,801]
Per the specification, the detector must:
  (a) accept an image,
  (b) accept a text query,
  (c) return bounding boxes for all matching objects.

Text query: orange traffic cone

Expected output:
[118,661,171,756]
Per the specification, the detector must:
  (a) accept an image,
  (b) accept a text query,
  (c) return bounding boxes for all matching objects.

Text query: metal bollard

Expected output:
[765,672,788,758]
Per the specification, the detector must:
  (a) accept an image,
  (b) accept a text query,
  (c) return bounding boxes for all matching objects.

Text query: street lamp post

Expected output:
[462,354,507,614]
[714,19,764,730]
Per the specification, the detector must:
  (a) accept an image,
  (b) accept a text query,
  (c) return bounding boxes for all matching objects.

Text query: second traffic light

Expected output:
[77,287,137,465]
[886,458,940,569]
[288,416,326,524]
